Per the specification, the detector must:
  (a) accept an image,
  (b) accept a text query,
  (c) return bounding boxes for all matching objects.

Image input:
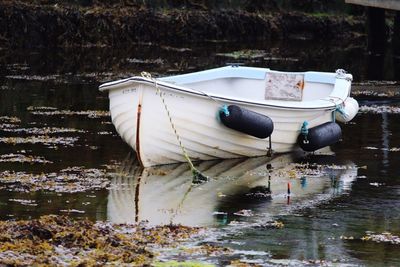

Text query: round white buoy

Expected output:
[336,97,359,123]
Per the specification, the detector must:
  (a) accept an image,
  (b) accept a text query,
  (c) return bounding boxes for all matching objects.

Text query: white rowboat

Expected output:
[99,66,359,167]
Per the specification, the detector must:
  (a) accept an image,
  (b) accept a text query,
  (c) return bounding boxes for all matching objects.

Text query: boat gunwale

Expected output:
[100,77,350,111]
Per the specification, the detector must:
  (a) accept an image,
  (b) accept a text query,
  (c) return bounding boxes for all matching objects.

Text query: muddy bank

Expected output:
[0,1,365,48]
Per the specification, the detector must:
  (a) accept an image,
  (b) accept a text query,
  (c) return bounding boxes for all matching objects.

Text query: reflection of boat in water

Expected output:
[107,152,357,226]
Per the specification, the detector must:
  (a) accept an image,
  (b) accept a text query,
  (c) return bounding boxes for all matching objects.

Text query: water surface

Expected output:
[0,40,399,266]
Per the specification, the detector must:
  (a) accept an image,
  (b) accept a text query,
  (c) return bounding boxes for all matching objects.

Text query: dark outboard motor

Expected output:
[219,105,274,139]
[298,122,342,151]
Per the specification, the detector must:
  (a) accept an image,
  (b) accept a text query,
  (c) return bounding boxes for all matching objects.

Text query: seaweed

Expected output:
[0,153,52,164]
[359,105,400,114]
[361,232,400,245]
[0,215,201,266]
[28,108,110,118]
[0,167,109,193]
[0,136,79,147]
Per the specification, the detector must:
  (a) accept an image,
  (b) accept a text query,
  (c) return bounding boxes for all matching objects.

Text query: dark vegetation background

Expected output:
[0,0,370,48]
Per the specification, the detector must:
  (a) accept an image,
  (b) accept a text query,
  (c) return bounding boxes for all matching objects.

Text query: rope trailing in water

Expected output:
[300,121,309,144]
[141,72,207,183]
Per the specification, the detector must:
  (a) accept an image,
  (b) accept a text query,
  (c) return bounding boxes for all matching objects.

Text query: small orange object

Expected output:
[287,182,291,195]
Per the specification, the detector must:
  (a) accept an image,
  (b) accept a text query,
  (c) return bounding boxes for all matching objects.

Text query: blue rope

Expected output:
[332,110,336,123]
[217,105,229,122]
[333,104,347,122]
[300,121,309,144]
[336,105,346,116]
[300,121,309,136]
[220,105,230,116]
[300,176,307,188]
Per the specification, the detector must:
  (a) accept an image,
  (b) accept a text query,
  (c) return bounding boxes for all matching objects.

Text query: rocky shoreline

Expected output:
[0,0,366,48]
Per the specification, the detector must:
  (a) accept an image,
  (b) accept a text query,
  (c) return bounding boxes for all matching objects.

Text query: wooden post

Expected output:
[367,7,387,55]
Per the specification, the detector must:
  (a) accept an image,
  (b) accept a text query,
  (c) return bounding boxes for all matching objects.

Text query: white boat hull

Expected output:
[101,66,357,167]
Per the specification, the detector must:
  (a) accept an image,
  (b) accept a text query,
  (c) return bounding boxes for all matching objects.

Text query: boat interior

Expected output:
[159,66,349,102]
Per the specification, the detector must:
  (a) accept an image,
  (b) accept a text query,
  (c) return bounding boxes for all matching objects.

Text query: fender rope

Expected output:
[301,121,309,144]
[219,104,230,116]
[333,104,347,122]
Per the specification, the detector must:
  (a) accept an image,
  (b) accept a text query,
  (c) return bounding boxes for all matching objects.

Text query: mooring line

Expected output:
[141,72,207,182]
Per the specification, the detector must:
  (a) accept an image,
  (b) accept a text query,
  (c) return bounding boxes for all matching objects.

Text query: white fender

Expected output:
[336,97,359,123]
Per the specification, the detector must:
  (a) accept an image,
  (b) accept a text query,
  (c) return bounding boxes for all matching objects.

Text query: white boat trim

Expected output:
[100,71,351,110]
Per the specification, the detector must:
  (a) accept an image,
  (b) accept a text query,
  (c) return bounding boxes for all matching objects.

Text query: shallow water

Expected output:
[0,40,400,266]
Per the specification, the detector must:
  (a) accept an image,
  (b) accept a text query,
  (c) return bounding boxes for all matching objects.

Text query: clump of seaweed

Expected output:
[262,221,285,229]
[8,199,38,206]
[154,260,214,266]
[363,146,400,152]
[5,74,61,82]
[0,123,18,130]
[26,106,57,111]
[126,57,165,65]
[254,162,356,180]
[27,106,110,119]
[0,116,21,124]
[0,116,21,130]
[359,105,400,114]
[216,50,299,63]
[351,89,400,98]
[0,215,201,266]
[179,244,234,258]
[2,127,86,134]
[0,167,109,193]
[97,131,114,135]
[361,232,400,245]
[0,153,52,164]
[0,136,78,147]
[216,49,268,60]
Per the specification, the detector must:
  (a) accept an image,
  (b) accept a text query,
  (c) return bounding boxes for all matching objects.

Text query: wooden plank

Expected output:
[345,0,400,11]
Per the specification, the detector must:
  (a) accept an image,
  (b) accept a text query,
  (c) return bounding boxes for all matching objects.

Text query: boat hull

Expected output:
[108,81,334,167]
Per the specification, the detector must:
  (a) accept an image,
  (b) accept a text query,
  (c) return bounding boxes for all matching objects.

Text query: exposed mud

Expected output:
[0,0,365,48]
